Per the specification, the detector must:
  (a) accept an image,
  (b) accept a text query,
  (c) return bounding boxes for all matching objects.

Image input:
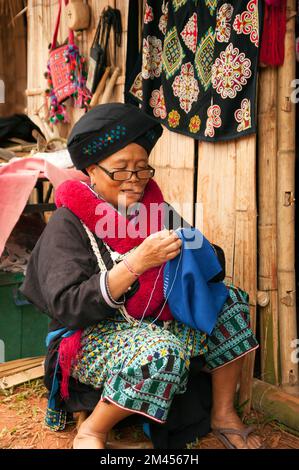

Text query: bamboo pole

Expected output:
[89,66,111,108]
[277,0,298,387]
[235,135,258,413]
[258,66,280,386]
[252,379,299,431]
[100,66,121,104]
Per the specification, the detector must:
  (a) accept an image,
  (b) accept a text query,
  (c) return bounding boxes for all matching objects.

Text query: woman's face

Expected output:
[86,143,150,209]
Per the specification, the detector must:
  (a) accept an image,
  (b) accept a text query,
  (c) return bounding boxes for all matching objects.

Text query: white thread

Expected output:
[116,242,183,371]
[81,220,183,375]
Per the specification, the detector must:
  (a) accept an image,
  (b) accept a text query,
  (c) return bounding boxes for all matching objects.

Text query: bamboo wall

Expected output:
[0,1,27,117]
[26,0,264,408]
[258,0,298,393]
[254,2,299,396]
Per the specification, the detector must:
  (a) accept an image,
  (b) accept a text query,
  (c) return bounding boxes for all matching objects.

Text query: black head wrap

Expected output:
[67,103,163,171]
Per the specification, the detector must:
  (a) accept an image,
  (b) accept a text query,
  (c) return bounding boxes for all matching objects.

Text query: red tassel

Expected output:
[260,0,287,66]
[59,330,82,400]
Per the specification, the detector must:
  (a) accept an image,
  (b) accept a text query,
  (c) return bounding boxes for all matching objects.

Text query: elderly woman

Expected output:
[21,103,261,450]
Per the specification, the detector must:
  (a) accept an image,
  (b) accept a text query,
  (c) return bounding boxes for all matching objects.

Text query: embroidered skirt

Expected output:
[72,285,258,423]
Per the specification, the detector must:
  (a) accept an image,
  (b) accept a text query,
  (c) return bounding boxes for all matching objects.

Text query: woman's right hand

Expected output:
[127,229,182,274]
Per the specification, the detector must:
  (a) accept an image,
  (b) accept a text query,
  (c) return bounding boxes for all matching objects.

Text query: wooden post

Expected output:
[258,67,280,386]
[277,0,298,387]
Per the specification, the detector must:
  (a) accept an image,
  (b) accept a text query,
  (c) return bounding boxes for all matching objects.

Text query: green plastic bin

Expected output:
[0,271,49,363]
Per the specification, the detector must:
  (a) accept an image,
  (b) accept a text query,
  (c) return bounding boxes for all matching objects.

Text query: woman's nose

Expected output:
[130,171,140,182]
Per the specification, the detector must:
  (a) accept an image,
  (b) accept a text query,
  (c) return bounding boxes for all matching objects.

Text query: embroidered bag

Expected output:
[45,0,91,124]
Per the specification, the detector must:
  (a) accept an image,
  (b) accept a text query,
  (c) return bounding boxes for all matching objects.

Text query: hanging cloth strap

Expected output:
[100,6,122,65]
[91,6,122,64]
[87,6,122,93]
[50,0,74,51]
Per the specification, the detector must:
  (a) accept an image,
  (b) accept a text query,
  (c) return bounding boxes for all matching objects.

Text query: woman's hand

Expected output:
[127,229,182,274]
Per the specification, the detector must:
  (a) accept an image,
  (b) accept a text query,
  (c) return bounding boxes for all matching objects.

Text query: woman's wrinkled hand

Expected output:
[127,229,182,274]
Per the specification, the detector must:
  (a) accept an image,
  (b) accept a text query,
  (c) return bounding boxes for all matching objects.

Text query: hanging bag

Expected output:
[46,0,91,124]
[86,13,107,93]
[86,6,122,94]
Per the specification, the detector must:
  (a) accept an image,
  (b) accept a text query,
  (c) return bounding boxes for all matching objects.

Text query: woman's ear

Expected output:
[86,164,97,181]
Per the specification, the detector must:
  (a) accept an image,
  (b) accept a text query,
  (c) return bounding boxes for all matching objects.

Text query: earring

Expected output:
[91,182,96,190]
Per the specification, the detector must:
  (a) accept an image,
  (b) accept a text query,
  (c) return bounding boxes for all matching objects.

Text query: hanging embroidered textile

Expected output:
[128,0,262,141]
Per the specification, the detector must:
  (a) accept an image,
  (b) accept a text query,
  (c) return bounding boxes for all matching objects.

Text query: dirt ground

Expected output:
[0,380,299,450]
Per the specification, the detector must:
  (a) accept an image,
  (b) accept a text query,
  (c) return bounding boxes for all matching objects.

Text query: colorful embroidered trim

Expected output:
[82,126,127,156]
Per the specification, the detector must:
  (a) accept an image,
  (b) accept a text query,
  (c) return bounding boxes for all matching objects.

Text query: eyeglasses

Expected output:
[96,164,155,181]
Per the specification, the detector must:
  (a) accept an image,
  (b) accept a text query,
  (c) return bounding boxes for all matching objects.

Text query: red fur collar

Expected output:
[55,179,172,320]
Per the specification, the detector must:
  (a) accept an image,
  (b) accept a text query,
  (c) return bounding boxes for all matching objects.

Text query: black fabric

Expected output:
[20,207,118,330]
[88,7,122,94]
[67,103,163,171]
[128,0,262,142]
[149,359,212,449]
[0,114,44,146]
[124,0,141,104]
[20,206,140,332]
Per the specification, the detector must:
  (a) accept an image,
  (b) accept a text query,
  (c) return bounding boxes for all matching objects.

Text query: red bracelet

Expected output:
[123,258,141,278]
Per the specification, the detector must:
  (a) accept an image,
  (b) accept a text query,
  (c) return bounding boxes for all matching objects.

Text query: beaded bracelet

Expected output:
[123,258,141,278]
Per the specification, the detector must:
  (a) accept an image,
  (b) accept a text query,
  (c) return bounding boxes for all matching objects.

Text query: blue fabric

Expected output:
[45,328,78,428]
[164,228,229,335]
[46,328,68,347]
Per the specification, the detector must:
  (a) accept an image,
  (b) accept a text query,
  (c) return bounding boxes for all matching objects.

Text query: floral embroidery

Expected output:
[129,0,261,141]
[144,2,154,23]
[168,109,180,128]
[180,13,198,54]
[204,104,222,137]
[83,126,127,156]
[172,0,187,12]
[195,27,215,92]
[160,348,168,357]
[129,72,143,101]
[205,0,217,16]
[234,98,251,132]
[162,27,185,79]
[172,62,200,113]
[149,86,167,119]
[233,0,259,47]
[189,115,201,133]
[212,43,252,99]
[216,4,234,43]
[159,1,169,35]
[142,35,163,80]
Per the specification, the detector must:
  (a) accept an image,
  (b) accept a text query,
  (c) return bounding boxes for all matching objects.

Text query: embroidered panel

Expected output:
[129,0,262,142]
